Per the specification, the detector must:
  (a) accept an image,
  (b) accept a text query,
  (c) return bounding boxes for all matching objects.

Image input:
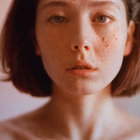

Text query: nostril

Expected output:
[74,46,79,49]
[72,45,89,51]
[85,46,89,50]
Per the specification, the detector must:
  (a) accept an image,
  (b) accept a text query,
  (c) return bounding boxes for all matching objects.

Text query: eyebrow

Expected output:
[41,1,69,10]
[41,1,121,11]
[88,1,121,10]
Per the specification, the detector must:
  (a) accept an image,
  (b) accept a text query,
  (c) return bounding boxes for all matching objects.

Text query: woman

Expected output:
[0,0,140,139]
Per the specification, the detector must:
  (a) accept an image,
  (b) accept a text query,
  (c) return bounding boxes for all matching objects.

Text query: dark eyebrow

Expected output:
[41,1,70,10]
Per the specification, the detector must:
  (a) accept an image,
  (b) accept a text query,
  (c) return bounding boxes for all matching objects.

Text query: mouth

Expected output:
[69,65,95,70]
[66,61,97,70]
[66,62,97,77]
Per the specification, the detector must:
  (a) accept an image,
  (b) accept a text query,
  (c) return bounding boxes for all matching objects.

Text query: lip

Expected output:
[66,61,97,77]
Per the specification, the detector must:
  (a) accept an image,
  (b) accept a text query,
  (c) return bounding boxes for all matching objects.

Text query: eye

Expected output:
[47,15,67,24]
[94,15,111,24]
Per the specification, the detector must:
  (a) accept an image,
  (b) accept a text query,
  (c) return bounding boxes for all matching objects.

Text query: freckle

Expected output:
[102,37,105,41]
[105,41,109,48]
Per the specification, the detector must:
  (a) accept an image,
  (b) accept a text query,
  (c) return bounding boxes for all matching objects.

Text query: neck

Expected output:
[43,85,116,139]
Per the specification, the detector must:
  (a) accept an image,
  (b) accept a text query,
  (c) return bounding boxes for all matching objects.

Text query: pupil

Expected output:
[100,16,105,21]
[55,16,64,23]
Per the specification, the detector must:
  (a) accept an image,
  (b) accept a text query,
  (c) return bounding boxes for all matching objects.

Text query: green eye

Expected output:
[94,15,111,23]
[47,16,66,24]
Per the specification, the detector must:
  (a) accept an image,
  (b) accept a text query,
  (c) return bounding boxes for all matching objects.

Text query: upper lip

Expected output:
[66,61,97,71]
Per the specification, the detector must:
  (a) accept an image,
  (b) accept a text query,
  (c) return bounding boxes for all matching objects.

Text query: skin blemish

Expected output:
[105,41,109,48]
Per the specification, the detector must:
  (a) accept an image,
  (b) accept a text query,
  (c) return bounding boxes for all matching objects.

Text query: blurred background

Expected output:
[0,0,140,121]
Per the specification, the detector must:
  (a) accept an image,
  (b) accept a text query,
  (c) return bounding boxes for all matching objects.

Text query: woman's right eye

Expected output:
[47,15,67,24]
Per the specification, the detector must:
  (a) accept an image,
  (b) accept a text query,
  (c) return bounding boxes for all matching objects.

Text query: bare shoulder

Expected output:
[130,119,140,139]
[0,114,41,140]
[0,122,14,140]
[126,121,140,140]
[0,106,48,140]
[118,127,140,140]
[0,121,27,140]
[0,121,38,140]
[115,111,140,140]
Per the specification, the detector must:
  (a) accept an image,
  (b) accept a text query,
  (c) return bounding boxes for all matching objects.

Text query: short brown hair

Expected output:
[0,0,140,97]
[112,0,140,96]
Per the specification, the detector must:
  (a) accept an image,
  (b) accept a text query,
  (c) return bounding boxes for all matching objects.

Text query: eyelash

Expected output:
[47,14,113,24]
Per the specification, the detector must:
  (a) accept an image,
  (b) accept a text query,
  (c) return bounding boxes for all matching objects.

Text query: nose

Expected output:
[70,14,94,53]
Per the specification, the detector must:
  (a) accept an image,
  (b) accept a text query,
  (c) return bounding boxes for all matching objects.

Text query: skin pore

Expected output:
[0,0,140,140]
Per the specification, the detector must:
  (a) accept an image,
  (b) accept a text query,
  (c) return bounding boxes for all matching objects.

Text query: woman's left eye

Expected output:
[94,15,111,24]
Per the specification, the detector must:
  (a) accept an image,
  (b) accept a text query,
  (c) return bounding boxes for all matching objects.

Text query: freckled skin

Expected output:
[35,0,129,95]
[1,0,139,140]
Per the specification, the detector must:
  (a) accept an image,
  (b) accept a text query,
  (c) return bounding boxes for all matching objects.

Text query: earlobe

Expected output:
[124,20,135,56]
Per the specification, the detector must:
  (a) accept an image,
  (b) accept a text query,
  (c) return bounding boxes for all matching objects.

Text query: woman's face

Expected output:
[35,0,134,95]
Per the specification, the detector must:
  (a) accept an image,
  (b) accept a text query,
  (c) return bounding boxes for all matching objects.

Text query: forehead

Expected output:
[39,0,125,10]
[40,0,123,3]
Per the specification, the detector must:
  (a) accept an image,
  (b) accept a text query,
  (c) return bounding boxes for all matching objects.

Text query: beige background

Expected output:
[0,0,140,121]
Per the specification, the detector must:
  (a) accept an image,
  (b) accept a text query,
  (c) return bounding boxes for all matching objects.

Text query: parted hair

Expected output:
[0,0,140,97]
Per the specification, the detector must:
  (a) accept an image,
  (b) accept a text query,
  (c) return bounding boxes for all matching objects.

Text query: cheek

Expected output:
[94,24,126,65]
[36,30,70,79]
[36,26,68,58]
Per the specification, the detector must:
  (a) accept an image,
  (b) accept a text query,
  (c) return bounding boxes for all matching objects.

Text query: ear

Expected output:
[124,20,135,56]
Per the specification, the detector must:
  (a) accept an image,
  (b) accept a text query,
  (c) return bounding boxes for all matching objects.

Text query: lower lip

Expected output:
[67,69,96,77]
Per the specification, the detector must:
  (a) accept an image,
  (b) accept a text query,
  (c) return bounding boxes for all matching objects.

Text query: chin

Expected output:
[64,82,108,96]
